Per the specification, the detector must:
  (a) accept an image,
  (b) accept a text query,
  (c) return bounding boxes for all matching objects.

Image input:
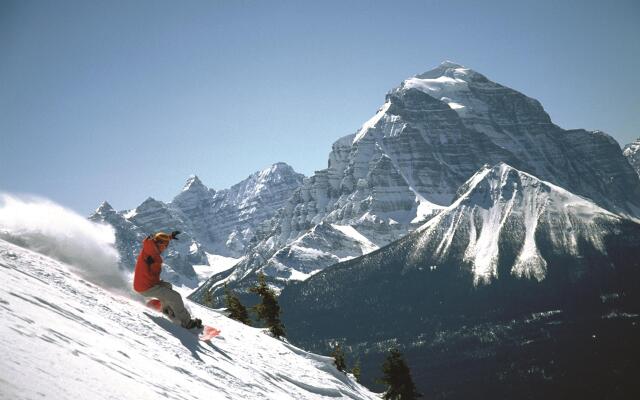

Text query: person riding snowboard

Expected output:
[133,231,203,329]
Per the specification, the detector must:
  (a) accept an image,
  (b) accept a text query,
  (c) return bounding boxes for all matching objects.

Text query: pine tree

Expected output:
[203,288,214,308]
[224,284,251,325]
[248,272,286,338]
[331,343,347,373]
[351,359,362,383]
[380,349,421,400]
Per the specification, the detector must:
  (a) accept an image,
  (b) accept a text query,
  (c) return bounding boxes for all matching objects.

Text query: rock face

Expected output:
[90,163,304,287]
[120,197,204,286]
[624,138,640,177]
[171,163,306,258]
[88,201,146,271]
[192,61,640,305]
[279,163,640,397]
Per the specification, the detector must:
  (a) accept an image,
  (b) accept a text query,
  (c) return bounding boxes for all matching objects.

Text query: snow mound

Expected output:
[0,238,377,399]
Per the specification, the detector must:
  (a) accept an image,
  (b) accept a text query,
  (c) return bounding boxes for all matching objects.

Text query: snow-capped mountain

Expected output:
[278,163,640,397]
[624,137,640,177]
[193,61,640,305]
[118,196,205,286]
[90,163,304,288]
[88,201,147,270]
[0,237,377,400]
[408,162,627,284]
[180,162,306,257]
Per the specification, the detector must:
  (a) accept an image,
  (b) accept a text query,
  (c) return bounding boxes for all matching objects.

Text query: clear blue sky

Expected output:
[1,0,639,215]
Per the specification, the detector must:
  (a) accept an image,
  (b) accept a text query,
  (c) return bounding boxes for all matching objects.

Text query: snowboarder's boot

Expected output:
[184,318,203,329]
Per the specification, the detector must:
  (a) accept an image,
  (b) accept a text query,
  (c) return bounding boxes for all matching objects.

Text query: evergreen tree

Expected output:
[331,343,347,373]
[203,288,214,308]
[351,359,362,383]
[248,272,286,338]
[224,284,251,325]
[380,349,421,400]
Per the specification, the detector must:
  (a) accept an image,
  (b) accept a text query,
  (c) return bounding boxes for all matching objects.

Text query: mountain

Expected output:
[192,61,640,305]
[90,163,304,288]
[278,163,640,397]
[88,201,146,270]
[178,162,306,257]
[0,237,377,399]
[624,137,640,177]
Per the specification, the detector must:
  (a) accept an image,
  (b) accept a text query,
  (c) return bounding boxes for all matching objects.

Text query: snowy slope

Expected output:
[411,162,622,284]
[0,238,377,400]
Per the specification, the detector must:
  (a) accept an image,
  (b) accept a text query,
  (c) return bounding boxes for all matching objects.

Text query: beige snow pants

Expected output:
[140,282,192,327]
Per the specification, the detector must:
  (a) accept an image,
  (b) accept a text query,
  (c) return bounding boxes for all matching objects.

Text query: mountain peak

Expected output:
[139,197,164,208]
[453,162,596,209]
[415,60,479,80]
[181,175,207,192]
[262,162,295,175]
[95,201,115,214]
[624,137,640,151]
[254,162,303,184]
[446,162,618,242]
[415,163,620,285]
[439,60,465,68]
[623,138,640,178]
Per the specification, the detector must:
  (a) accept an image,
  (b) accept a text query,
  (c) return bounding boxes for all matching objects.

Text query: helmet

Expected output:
[153,232,172,244]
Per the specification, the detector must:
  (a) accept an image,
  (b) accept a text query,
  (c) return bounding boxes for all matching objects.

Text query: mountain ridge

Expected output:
[193,61,640,305]
[90,162,305,287]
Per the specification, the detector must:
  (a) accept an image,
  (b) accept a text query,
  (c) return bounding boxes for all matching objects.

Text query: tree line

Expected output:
[203,272,420,399]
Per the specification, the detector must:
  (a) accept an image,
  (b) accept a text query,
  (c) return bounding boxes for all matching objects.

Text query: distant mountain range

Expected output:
[191,61,640,305]
[90,162,304,287]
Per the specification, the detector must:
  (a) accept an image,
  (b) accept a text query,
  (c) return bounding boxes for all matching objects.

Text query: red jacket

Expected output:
[133,237,163,293]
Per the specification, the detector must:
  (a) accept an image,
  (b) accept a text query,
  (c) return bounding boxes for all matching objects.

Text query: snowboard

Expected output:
[146,298,221,341]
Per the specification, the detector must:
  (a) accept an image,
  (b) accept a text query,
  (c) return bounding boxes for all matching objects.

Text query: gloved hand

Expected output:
[145,256,154,266]
[171,230,181,240]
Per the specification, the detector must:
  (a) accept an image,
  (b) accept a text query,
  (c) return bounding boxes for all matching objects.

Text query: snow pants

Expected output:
[140,282,192,327]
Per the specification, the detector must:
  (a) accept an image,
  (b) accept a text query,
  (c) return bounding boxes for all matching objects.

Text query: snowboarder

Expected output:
[133,231,203,329]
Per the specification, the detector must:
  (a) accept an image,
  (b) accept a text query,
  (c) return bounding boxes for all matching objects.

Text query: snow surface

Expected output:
[0,238,378,400]
[403,65,487,119]
[191,253,242,283]
[353,102,391,144]
[0,196,377,399]
[330,224,378,255]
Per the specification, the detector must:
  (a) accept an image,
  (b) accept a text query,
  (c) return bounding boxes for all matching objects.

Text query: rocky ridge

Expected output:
[90,163,304,287]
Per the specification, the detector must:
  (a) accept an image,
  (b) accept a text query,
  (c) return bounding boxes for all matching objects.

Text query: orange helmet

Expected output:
[153,232,172,244]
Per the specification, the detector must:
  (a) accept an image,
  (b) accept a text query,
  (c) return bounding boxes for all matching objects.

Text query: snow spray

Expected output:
[0,193,130,293]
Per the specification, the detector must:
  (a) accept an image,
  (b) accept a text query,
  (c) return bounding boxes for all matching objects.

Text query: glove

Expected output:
[145,256,154,266]
[171,230,181,240]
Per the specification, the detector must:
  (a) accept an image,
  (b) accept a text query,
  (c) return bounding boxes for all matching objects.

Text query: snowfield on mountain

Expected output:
[0,237,377,400]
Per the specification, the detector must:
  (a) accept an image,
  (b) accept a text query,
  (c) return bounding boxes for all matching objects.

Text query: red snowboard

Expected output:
[146,299,221,341]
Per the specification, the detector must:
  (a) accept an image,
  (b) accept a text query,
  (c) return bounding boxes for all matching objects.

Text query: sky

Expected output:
[1,0,639,215]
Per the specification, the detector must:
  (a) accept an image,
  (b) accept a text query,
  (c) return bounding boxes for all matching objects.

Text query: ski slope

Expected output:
[0,238,377,400]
